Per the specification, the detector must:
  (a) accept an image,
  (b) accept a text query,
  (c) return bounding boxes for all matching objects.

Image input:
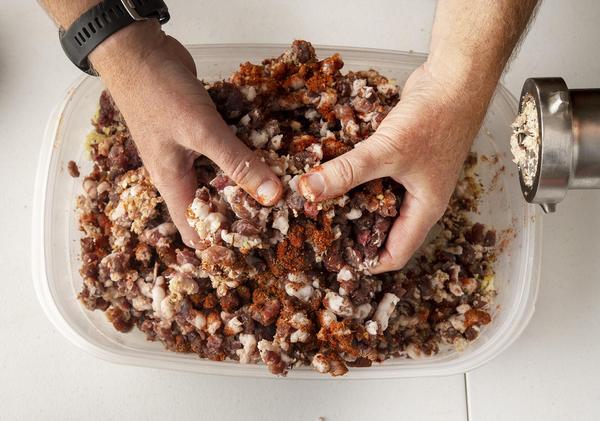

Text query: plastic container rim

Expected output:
[31,43,541,379]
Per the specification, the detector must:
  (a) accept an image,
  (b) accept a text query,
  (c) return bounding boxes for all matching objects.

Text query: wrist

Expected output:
[428,48,500,93]
[89,19,164,82]
[425,47,502,119]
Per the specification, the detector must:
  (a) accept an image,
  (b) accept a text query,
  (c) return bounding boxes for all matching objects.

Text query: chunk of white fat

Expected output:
[372,292,400,332]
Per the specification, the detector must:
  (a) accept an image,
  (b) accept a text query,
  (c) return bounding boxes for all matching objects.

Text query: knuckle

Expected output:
[374,120,425,162]
[375,256,404,274]
[149,149,194,185]
[387,262,404,273]
[374,129,399,149]
[145,164,174,189]
[371,131,407,167]
[225,152,257,187]
[333,156,356,186]
[354,144,378,168]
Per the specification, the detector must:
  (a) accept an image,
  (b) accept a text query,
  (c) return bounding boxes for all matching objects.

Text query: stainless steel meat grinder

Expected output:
[516,78,600,213]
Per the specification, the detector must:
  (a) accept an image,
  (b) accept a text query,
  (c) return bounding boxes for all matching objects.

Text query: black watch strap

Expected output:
[59,0,170,75]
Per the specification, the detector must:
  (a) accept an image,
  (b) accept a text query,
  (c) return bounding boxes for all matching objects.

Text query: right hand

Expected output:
[299,62,489,273]
[90,21,283,247]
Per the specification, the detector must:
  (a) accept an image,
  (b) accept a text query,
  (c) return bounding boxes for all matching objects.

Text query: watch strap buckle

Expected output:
[121,0,170,24]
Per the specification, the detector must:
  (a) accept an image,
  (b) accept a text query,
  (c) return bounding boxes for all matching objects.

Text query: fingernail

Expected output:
[300,173,324,201]
[257,179,280,205]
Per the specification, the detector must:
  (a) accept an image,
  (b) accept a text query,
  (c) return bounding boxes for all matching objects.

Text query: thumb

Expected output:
[186,108,284,206]
[298,138,389,202]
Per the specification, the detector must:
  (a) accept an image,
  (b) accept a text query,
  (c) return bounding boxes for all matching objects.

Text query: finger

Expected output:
[185,110,283,206]
[149,155,201,249]
[371,193,446,274]
[298,138,389,202]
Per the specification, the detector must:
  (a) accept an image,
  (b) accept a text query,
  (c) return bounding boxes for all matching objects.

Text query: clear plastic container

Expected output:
[32,44,541,378]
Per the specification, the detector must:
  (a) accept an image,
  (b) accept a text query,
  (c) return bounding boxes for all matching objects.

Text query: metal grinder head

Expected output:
[517,78,600,213]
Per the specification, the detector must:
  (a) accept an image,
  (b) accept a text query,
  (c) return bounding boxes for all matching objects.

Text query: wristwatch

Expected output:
[59,0,170,75]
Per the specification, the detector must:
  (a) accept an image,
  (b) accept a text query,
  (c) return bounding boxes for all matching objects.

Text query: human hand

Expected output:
[90,22,283,247]
[299,60,492,273]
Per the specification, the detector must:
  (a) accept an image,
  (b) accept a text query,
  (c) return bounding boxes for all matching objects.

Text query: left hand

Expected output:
[299,61,491,273]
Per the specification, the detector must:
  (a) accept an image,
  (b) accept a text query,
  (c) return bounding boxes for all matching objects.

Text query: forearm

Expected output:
[428,0,539,101]
[39,0,100,28]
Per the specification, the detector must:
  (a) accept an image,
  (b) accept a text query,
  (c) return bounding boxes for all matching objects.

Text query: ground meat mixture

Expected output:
[75,41,497,376]
[67,160,80,178]
[510,93,540,187]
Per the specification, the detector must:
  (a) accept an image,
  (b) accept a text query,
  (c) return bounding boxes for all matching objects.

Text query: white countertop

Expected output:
[1,0,600,419]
